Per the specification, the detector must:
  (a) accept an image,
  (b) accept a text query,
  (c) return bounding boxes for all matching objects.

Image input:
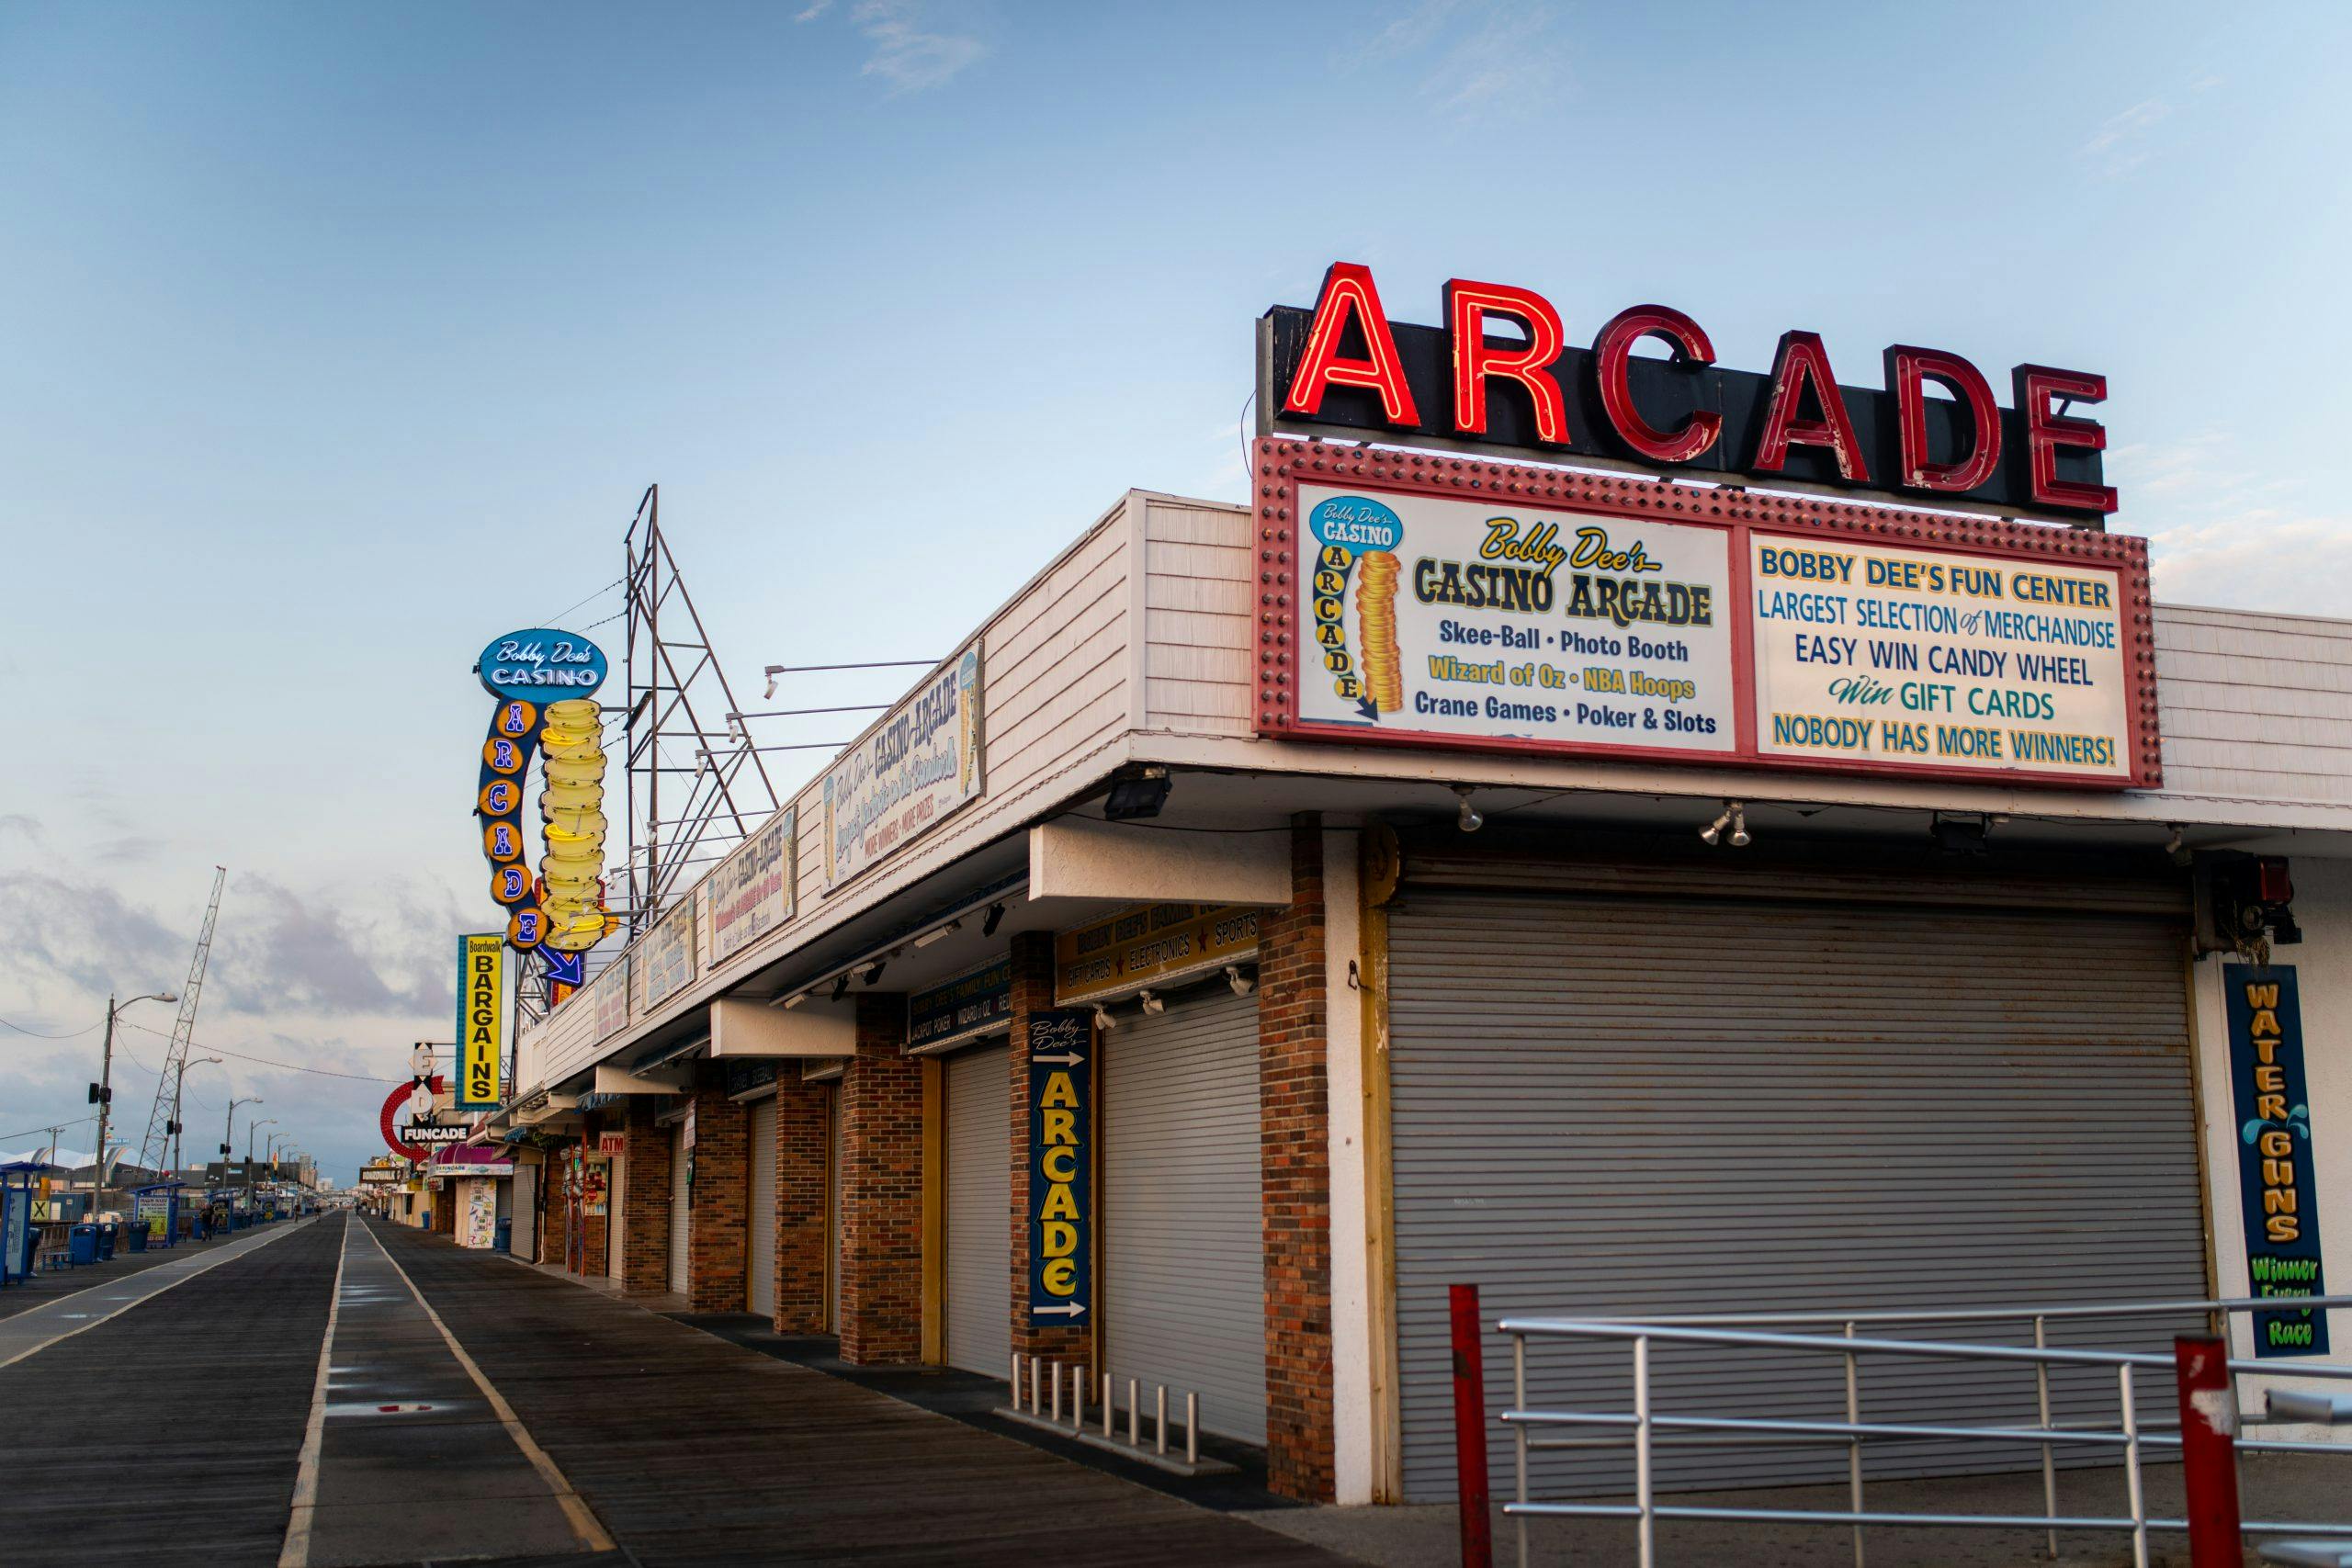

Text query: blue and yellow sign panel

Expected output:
[1027,1009,1093,1323]
[2225,964,2329,1357]
[455,933,504,1111]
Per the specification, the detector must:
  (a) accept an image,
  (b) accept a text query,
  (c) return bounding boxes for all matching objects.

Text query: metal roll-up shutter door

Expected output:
[945,1044,1012,1376]
[606,1155,628,1282]
[669,1122,690,1295]
[1105,987,1268,1446]
[748,1098,777,1317]
[1389,887,2205,1502]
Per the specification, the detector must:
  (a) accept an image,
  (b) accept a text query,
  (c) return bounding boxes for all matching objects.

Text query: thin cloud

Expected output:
[847,0,985,94]
[0,815,39,843]
[2077,99,2170,177]
[93,835,165,866]
[1343,0,1571,121]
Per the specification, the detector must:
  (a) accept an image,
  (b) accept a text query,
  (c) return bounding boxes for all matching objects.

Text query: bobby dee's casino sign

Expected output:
[1253,265,2161,789]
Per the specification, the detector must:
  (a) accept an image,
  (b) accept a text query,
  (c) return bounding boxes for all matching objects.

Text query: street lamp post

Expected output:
[245,1118,277,1214]
[92,990,176,1217]
[169,1056,222,1178]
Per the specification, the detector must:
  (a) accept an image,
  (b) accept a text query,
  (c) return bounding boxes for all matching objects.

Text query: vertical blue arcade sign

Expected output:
[1027,1009,1092,1323]
[2224,964,2330,1357]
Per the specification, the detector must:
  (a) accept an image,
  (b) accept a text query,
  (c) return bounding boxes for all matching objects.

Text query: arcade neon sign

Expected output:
[1260,264,2117,522]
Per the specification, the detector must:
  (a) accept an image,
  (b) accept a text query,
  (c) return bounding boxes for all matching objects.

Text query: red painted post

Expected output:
[2175,1335,2243,1567]
[1451,1283,1493,1568]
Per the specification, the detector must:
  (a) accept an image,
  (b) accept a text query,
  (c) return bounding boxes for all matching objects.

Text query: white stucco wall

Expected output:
[2193,852,2352,1432]
[1322,827,1375,1504]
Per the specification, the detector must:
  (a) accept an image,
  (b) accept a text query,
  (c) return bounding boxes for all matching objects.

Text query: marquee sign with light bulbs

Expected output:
[1250,437,2160,790]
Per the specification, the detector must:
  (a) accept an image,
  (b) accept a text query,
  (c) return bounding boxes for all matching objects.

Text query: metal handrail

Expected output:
[1578,1292,2352,1331]
[1497,1307,2352,1568]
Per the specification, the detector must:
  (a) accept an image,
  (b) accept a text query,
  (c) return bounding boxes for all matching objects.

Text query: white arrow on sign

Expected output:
[1031,1052,1087,1066]
[1033,1302,1089,1317]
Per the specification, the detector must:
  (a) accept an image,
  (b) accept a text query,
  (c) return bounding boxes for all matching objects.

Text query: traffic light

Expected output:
[2195,851,2303,955]
[87,1084,110,1105]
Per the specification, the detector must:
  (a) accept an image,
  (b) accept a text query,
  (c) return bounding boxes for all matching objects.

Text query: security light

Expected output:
[981,903,1006,939]
[1453,785,1483,833]
[1103,766,1172,821]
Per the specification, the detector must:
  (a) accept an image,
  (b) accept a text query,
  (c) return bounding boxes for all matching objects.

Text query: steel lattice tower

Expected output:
[136,866,224,1178]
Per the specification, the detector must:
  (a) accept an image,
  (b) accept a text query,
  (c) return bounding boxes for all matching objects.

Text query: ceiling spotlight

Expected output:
[781,990,807,1010]
[1104,764,1172,821]
[913,919,961,949]
[1137,988,1165,1015]
[2165,825,2191,866]
[1226,964,1255,998]
[830,975,850,1003]
[1728,804,1750,849]
[1091,1004,1116,1032]
[1453,784,1484,833]
[981,902,1006,938]
[1700,803,1735,845]
[862,960,888,986]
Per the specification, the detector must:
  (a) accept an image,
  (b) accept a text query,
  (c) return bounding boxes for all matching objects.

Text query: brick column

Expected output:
[537,1152,565,1266]
[620,1100,673,1294]
[1261,813,1334,1501]
[1008,931,1091,1375]
[578,1119,610,1275]
[838,992,922,1364]
[685,1076,750,1313]
[773,1077,831,1332]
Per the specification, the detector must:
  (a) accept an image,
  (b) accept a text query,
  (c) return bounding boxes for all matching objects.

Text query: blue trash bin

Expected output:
[127,1224,148,1253]
[493,1218,512,1254]
[68,1224,98,1266]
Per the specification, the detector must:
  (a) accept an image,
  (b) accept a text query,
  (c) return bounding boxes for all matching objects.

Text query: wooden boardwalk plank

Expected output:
[375,1221,1359,1567]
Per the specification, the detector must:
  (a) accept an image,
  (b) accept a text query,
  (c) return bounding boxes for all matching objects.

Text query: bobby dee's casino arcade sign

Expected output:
[1251,265,2161,789]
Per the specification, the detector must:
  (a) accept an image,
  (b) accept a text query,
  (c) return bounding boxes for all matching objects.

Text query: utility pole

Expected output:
[245,1118,276,1216]
[92,989,175,1217]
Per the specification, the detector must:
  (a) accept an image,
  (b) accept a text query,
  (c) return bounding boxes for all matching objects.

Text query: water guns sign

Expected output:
[471,629,615,979]
[2224,964,2329,1358]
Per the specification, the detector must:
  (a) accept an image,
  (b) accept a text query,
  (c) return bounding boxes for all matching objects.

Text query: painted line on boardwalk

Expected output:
[276,1211,352,1568]
[362,1223,615,1552]
[0,1213,321,1371]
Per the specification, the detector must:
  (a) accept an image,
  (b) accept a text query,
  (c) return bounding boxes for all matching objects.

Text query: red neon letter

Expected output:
[1445,278,1568,444]
[2014,364,2119,514]
[1592,304,1723,465]
[1751,331,1869,482]
[1283,263,1419,426]
[1885,345,2001,493]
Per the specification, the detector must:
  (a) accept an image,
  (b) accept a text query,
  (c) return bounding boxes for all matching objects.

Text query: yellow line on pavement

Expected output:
[361,1222,615,1552]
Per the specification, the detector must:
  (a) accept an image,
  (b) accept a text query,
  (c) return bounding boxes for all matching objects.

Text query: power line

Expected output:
[119,1019,403,1084]
[0,1112,97,1145]
[0,1017,100,1039]
[542,577,623,626]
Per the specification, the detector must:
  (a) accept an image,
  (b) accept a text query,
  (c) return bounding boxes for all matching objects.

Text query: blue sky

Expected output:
[4,1,2347,1182]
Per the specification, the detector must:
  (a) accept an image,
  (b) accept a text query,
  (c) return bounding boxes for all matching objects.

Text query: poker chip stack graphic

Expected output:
[1355,550,1402,714]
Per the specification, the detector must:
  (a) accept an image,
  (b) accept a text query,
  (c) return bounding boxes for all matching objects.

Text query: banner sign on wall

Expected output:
[1026,1009,1093,1322]
[908,956,1012,1052]
[710,809,796,964]
[821,644,983,888]
[455,933,504,1110]
[1055,903,1261,1006]
[641,893,696,1010]
[2224,964,2330,1358]
[472,630,609,957]
[1252,442,2161,789]
[591,953,630,1043]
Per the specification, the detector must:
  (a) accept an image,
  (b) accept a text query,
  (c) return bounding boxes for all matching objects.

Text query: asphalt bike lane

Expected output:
[0,1213,339,1568]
